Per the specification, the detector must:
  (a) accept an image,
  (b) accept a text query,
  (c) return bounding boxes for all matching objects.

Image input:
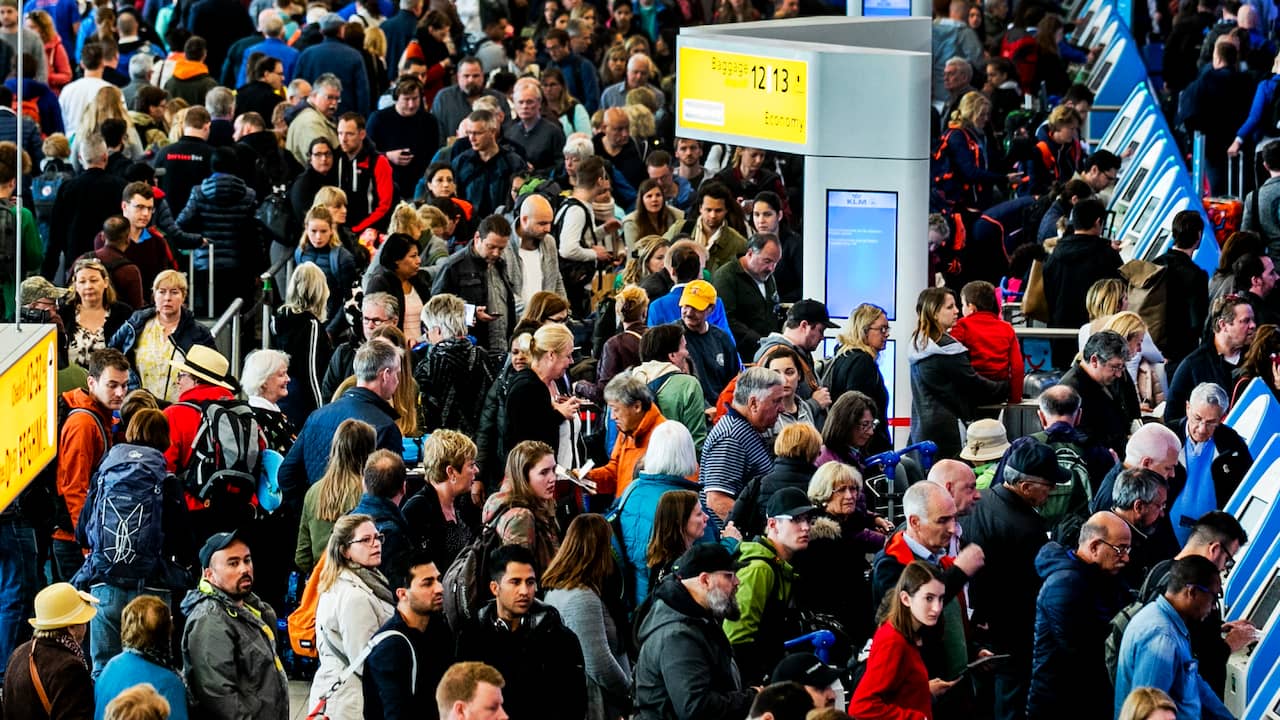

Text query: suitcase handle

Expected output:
[1228,148,1246,199]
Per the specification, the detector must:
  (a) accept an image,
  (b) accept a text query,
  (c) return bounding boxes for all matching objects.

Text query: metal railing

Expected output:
[210,298,245,377]
[259,256,295,350]
[186,245,216,318]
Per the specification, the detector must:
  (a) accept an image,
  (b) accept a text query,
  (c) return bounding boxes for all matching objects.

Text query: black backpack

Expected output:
[30,162,71,223]
[177,399,263,511]
[441,501,529,629]
[256,185,294,245]
[552,197,601,287]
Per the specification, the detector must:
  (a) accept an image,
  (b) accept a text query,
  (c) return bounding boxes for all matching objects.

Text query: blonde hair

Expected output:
[83,85,133,137]
[529,322,574,362]
[315,419,376,521]
[807,461,863,505]
[1117,687,1177,720]
[298,206,340,250]
[363,25,386,57]
[422,429,477,486]
[312,185,348,211]
[368,324,420,436]
[623,103,655,139]
[836,303,888,359]
[69,256,118,308]
[152,269,188,296]
[622,234,667,286]
[104,684,170,720]
[952,90,990,127]
[416,204,448,235]
[387,202,423,238]
[285,262,330,321]
[1085,278,1127,321]
[773,422,822,461]
[42,133,70,159]
[318,513,376,593]
[614,284,649,325]
[1102,310,1147,344]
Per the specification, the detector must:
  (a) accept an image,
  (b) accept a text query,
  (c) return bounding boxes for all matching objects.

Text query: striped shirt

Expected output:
[700,406,774,528]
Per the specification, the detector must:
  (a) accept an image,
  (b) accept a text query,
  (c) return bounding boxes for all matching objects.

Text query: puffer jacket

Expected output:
[109,306,217,392]
[633,577,756,720]
[908,334,1008,459]
[176,172,260,272]
[1027,542,1130,720]
[414,336,500,436]
[271,307,333,432]
[308,568,396,720]
[180,580,289,720]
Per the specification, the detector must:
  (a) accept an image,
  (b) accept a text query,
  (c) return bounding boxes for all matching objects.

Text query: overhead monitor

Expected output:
[1248,571,1280,633]
[1242,496,1271,539]
[825,189,899,319]
[1088,61,1113,92]
[863,0,911,16]
[1120,166,1150,205]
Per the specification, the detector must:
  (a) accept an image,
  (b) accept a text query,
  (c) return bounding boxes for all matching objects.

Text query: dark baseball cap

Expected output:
[767,487,818,520]
[672,543,741,579]
[199,529,249,568]
[1005,439,1070,486]
[787,299,831,327]
[772,652,841,687]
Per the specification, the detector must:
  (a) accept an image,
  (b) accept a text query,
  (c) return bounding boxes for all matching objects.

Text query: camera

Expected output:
[20,307,51,324]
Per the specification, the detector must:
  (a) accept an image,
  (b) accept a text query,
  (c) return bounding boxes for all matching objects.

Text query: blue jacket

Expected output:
[378,9,418,82]
[1026,542,1129,720]
[109,306,217,392]
[176,172,259,272]
[1236,74,1280,143]
[95,650,189,720]
[293,37,370,115]
[549,53,600,114]
[646,283,733,337]
[616,472,730,607]
[1115,595,1233,720]
[4,78,62,137]
[279,387,402,516]
[351,493,412,588]
[238,37,300,86]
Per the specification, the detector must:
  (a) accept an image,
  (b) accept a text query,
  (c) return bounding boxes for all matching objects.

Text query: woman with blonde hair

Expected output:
[617,234,668,290]
[908,287,1006,458]
[825,303,892,452]
[271,262,332,429]
[311,185,364,266]
[597,285,649,387]
[1077,278,1165,394]
[543,514,631,720]
[598,44,628,87]
[367,323,420,437]
[110,269,216,401]
[75,85,144,163]
[296,419,377,574]
[415,203,451,268]
[1101,310,1166,409]
[295,206,358,330]
[934,90,1017,210]
[502,323,583,468]
[1117,687,1176,720]
[401,429,479,572]
[307,513,396,720]
[482,440,562,573]
[62,256,132,367]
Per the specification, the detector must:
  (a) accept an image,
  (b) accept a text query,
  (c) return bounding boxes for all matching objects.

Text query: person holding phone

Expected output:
[848,561,958,718]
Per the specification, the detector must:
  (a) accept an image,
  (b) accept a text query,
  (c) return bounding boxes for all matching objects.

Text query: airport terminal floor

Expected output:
[3,0,1280,717]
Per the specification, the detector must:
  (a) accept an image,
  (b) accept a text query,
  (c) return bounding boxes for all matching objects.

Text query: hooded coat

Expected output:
[908,334,1007,459]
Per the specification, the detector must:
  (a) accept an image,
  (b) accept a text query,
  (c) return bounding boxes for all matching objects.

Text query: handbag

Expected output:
[1021,258,1049,323]
[306,630,416,720]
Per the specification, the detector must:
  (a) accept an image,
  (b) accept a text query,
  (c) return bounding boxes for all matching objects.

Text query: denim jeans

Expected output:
[51,538,85,583]
[89,583,171,678]
[0,520,39,683]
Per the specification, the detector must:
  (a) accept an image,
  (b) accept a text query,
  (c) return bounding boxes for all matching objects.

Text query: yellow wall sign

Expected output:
[678,46,809,146]
[0,326,58,514]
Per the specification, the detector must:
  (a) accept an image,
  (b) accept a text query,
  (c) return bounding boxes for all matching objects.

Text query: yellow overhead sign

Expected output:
[678,46,809,146]
[0,325,58,514]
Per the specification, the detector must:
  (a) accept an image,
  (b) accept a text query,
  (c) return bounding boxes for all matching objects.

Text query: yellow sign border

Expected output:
[677,45,809,146]
[0,325,58,514]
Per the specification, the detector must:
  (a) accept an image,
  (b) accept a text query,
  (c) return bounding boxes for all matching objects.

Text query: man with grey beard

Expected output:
[632,544,759,720]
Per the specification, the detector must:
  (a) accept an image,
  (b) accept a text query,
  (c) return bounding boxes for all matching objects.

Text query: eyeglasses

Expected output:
[1189,583,1224,598]
[348,533,385,546]
[1100,540,1131,557]
[1103,360,1127,373]
[1222,545,1237,572]
[311,151,332,158]
[868,325,890,335]
[363,315,393,327]
[858,419,880,431]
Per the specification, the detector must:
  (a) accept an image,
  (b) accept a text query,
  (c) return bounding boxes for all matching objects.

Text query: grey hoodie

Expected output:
[908,334,1006,459]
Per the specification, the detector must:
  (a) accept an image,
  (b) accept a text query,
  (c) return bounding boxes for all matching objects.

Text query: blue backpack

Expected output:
[75,444,169,585]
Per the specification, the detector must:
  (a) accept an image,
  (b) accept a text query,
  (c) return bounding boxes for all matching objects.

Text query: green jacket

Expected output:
[663,221,747,272]
[712,258,780,362]
[724,537,795,683]
[631,360,708,452]
[2,206,43,322]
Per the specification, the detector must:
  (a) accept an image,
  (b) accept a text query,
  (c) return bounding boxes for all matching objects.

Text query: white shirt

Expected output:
[59,76,112,138]
[518,247,543,309]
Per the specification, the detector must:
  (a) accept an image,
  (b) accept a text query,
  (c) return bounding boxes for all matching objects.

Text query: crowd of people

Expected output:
[0,0,1275,716]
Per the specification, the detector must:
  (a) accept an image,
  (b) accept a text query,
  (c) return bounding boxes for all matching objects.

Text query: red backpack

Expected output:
[1000,29,1040,94]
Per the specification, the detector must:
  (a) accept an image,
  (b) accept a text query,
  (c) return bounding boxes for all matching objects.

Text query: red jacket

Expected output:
[951,310,1024,403]
[848,621,933,720]
[54,390,114,543]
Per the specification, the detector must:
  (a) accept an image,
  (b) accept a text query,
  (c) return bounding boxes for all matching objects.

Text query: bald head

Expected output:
[927,459,981,515]
[1124,423,1180,479]
[518,194,553,243]
[1037,385,1081,425]
[1239,3,1256,27]
[1078,511,1132,574]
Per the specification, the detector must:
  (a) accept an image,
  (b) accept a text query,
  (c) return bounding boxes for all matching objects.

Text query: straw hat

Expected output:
[29,583,99,630]
[960,418,1011,463]
[169,345,234,391]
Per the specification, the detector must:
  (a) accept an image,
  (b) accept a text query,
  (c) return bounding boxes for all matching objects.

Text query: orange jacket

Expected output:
[587,404,666,495]
[54,389,113,543]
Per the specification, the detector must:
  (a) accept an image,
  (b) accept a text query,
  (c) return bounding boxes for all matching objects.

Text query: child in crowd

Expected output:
[950,280,1024,403]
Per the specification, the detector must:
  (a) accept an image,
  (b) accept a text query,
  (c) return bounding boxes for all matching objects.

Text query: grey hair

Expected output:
[1189,382,1229,412]
[563,135,595,160]
[1082,330,1130,364]
[733,366,783,406]
[1111,468,1167,511]
[240,349,290,398]
[128,53,153,81]
[902,480,945,523]
[353,338,402,382]
[807,462,862,505]
[285,262,330,322]
[79,132,107,166]
[205,86,235,118]
[314,73,343,93]
[946,56,972,80]
[1124,422,1180,466]
[362,291,399,321]
[643,421,698,477]
[1037,384,1081,417]
[420,293,467,339]
[603,370,653,411]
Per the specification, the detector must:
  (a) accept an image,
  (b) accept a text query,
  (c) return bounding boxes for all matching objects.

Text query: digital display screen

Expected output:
[1133,197,1159,234]
[826,190,899,319]
[1121,166,1149,204]
[1240,496,1270,537]
[816,337,897,421]
[1103,114,1132,152]
[863,0,911,15]
[1248,571,1280,631]
[1088,60,1113,92]
[1143,229,1170,260]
